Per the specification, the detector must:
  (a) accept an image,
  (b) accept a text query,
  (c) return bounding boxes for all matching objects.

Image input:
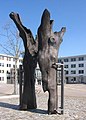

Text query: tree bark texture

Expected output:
[37,9,66,114]
[9,12,38,109]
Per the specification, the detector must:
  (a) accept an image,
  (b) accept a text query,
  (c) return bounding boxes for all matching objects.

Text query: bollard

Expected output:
[56,65,58,111]
[19,65,23,106]
[61,62,64,114]
[53,62,64,114]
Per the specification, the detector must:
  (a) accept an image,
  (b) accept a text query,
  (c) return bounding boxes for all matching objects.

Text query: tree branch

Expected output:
[9,12,38,56]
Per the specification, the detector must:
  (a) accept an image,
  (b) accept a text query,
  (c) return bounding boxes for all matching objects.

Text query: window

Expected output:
[58,59,61,63]
[13,65,15,68]
[2,77,4,81]
[7,71,10,74]
[74,77,76,81]
[71,64,76,68]
[71,58,76,62]
[13,58,15,61]
[79,70,84,74]
[7,64,8,67]
[0,77,4,81]
[7,64,11,67]
[64,59,69,62]
[78,57,84,61]
[19,60,23,63]
[7,76,10,79]
[2,70,4,73]
[0,56,4,60]
[9,64,11,67]
[64,65,68,68]
[71,70,76,74]
[2,63,4,67]
[0,63,4,67]
[0,70,4,73]
[9,58,11,61]
[79,64,84,67]
[7,57,8,61]
[7,57,11,61]
[65,70,69,74]
[2,56,4,60]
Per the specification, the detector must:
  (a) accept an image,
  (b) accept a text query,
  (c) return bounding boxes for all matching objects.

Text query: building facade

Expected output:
[0,54,22,83]
[0,54,86,84]
[58,54,86,84]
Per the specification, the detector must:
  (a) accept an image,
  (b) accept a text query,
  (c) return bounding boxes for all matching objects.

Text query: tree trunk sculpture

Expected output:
[9,12,38,110]
[9,9,66,114]
[37,9,66,114]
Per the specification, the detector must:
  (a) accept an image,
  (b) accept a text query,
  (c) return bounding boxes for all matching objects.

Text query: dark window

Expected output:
[71,64,76,68]
[0,63,4,67]
[65,71,69,74]
[74,77,76,81]
[79,64,84,67]
[9,64,11,67]
[7,76,10,79]
[79,70,84,74]
[13,65,15,68]
[58,59,62,63]
[7,64,11,67]
[64,59,69,62]
[19,60,23,63]
[2,70,4,73]
[78,57,84,61]
[7,71,10,74]
[71,70,76,74]
[71,58,76,62]
[7,64,8,67]
[2,63,4,67]
[0,77,4,81]
[64,65,68,68]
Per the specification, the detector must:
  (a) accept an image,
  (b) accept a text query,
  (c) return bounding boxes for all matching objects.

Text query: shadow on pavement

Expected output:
[29,109,47,114]
[0,102,18,110]
[0,102,47,114]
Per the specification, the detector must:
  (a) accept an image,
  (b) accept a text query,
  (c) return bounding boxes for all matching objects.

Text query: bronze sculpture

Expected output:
[37,9,66,114]
[9,9,66,114]
[9,12,38,110]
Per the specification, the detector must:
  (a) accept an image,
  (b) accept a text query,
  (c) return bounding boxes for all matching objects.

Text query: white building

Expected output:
[58,54,86,84]
[35,63,42,85]
[1,53,86,84]
[0,54,22,83]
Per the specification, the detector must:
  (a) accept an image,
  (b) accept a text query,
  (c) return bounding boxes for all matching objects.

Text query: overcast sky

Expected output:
[0,0,86,57]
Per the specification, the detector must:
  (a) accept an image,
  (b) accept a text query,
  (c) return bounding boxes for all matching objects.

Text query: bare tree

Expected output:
[0,22,24,94]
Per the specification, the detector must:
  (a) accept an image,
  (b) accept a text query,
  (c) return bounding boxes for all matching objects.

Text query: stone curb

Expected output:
[0,95,19,99]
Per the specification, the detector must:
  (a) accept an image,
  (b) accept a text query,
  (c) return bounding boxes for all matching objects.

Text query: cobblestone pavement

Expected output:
[0,84,86,120]
[0,83,14,96]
